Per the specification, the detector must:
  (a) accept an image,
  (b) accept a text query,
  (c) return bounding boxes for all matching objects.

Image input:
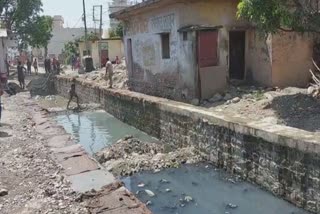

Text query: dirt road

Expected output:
[0,93,88,214]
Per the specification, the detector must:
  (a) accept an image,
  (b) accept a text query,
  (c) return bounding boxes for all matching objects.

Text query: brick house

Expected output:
[110,0,315,102]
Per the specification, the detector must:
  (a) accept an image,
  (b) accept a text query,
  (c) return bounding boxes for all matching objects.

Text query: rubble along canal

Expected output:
[55,111,310,214]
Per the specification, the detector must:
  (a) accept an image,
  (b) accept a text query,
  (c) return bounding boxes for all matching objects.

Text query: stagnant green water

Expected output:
[56,112,310,214]
[55,111,156,154]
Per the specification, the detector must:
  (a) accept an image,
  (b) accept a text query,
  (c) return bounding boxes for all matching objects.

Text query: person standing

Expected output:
[33,58,38,75]
[71,55,76,71]
[17,61,26,89]
[52,57,57,72]
[27,59,32,75]
[0,72,7,125]
[44,58,48,73]
[5,57,9,76]
[67,78,80,109]
[105,58,113,88]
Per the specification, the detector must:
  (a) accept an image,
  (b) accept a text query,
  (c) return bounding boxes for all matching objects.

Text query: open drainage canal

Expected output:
[56,111,310,214]
[55,111,155,154]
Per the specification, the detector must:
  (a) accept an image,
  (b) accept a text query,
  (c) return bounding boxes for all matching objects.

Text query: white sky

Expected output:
[42,0,113,28]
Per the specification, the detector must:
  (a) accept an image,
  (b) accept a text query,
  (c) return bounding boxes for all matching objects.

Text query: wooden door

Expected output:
[198,31,218,68]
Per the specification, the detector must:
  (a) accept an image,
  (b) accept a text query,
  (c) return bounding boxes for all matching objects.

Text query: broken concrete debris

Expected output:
[95,136,207,177]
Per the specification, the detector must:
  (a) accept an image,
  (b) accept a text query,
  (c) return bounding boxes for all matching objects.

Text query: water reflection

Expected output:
[56,111,155,154]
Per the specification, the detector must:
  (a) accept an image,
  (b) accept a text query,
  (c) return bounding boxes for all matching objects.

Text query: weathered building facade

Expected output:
[111,0,314,101]
[78,38,124,68]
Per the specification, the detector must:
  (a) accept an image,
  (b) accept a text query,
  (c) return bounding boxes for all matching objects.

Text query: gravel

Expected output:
[0,92,88,214]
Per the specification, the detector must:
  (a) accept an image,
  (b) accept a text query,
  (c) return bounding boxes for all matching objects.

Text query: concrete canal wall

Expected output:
[55,76,320,213]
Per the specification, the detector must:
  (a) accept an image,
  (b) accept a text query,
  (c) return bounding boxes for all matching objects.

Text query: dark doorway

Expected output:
[229,31,245,80]
[127,39,133,76]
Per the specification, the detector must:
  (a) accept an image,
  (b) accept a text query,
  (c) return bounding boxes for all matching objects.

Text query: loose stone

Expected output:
[0,189,8,197]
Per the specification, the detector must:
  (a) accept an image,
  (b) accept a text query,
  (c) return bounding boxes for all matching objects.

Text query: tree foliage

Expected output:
[0,0,53,50]
[0,0,42,31]
[62,41,78,64]
[26,16,53,52]
[109,23,123,38]
[79,31,100,42]
[237,0,320,34]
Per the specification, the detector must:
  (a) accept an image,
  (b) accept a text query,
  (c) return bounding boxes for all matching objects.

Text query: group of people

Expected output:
[44,57,61,74]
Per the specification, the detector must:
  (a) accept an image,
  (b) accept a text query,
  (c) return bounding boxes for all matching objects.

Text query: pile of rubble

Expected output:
[61,61,128,89]
[95,136,208,177]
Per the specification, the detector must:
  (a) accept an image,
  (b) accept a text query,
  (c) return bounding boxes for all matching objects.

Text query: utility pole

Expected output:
[93,5,103,67]
[99,5,103,68]
[82,0,89,56]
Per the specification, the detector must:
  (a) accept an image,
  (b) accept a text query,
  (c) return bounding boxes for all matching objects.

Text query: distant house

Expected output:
[78,38,124,68]
[111,0,314,102]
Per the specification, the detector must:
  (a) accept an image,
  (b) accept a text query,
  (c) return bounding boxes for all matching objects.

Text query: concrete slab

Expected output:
[47,135,75,148]
[98,206,151,214]
[54,151,87,162]
[41,126,64,137]
[60,155,99,176]
[86,182,151,214]
[68,170,116,193]
[51,144,84,154]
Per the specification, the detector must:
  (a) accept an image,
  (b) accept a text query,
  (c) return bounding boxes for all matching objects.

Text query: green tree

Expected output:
[62,41,78,64]
[0,0,43,46]
[237,0,320,34]
[115,22,123,37]
[26,15,53,56]
[109,23,123,38]
[79,31,99,42]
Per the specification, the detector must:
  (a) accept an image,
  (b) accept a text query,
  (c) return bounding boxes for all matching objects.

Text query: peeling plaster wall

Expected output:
[272,32,314,87]
[124,8,189,101]
[245,31,272,86]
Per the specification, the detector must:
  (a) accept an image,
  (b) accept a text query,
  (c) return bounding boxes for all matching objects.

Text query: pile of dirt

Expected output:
[202,85,320,132]
[95,136,207,177]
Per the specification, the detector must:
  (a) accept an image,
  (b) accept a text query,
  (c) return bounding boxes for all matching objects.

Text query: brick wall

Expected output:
[55,76,320,213]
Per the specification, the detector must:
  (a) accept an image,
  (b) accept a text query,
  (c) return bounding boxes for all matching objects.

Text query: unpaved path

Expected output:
[0,93,88,214]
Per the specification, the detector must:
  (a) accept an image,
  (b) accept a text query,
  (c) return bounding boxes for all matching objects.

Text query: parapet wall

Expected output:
[55,76,320,213]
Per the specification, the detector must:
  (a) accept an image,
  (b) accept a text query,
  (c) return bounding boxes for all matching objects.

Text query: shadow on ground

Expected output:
[270,93,320,132]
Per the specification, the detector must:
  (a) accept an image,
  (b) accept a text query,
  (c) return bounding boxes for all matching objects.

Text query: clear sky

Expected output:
[42,0,112,28]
